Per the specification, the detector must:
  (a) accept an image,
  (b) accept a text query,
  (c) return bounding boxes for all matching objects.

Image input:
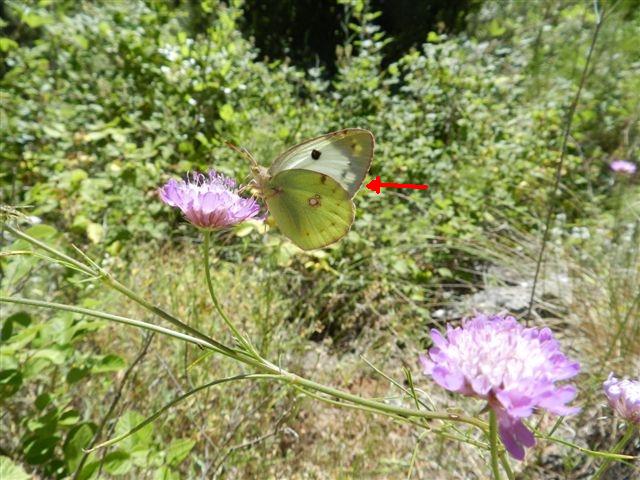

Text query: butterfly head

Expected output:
[250,164,271,193]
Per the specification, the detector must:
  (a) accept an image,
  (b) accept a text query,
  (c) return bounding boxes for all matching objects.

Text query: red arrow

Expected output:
[365,175,429,195]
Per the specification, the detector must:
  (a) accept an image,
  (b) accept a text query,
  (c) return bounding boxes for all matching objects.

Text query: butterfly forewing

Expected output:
[265,169,354,250]
[268,128,374,198]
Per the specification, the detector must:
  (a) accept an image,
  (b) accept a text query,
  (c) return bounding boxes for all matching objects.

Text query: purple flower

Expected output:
[610,160,637,175]
[420,313,580,460]
[603,374,640,425]
[158,171,260,229]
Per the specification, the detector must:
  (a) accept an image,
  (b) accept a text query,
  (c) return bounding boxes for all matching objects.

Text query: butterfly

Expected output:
[234,128,375,250]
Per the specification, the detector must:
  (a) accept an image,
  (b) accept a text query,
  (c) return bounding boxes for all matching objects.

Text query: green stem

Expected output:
[500,451,516,480]
[106,276,225,350]
[5,224,94,276]
[593,424,637,480]
[0,295,486,431]
[498,452,515,480]
[489,410,503,480]
[87,373,278,451]
[286,372,486,430]
[0,296,264,371]
[539,432,635,461]
[202,231,258,356]
[5,223,221,349]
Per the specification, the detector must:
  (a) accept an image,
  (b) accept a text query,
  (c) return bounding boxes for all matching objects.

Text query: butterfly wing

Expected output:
[265,169,354,250]
[268,128,374,198]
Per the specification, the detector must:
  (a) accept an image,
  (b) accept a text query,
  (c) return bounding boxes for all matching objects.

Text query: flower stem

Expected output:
[0,294,486,431]
[5,223,220,349]
[0,295,238,360]
[593,424,637,480]
[106,275,224,350]
[202,231,260,357]
[489,410,503,480]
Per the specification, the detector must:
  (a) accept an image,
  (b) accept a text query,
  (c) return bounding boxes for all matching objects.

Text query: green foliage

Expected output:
[1,0,639,477]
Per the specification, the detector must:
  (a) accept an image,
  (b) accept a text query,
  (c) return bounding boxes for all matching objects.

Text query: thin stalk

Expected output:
[87,373,278,451]
[407,430,430,479]
[526,2,603,321]
[489,410,503,480]
[5,223,221,348]
[0,296,252,365]
[539,432,635,461]
[284,372,487,430]
[73,333,154,479]
[592,424,638,479]
[291,384,429,431]
[105,275,221,350]
[498,452,515,480]
[202,231,259,357]
[5,224,95,276]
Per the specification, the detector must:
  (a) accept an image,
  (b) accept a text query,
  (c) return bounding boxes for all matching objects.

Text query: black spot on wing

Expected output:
[311,149,321,160]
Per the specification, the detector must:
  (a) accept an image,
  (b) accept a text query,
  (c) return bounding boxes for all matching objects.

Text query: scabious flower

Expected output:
[603,374,640,425]
[420,313,580,460]
[158,171,260,229]
[610,160,637,175]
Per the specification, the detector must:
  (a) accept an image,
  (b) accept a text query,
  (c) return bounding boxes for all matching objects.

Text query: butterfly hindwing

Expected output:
[265,169,354,250]
[268,128,374,198]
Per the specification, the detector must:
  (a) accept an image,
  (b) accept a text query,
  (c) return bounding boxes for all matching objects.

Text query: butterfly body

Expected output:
[250,128,374,250]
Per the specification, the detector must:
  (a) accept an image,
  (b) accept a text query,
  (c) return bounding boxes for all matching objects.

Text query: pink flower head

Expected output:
[420,313,580,460]
[158,171,260,229]
[610,160,637,175]
[603,374,640,425]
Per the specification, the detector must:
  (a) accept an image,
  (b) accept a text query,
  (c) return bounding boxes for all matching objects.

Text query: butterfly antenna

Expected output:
[226,141,258,169]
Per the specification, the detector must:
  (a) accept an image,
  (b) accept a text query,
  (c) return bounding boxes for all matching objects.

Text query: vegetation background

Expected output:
[1,0,639,478]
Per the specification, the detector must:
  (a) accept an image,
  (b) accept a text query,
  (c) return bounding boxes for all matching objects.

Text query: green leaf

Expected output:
[1,312,31,341]
[195,132,209,147]
[166,438,195,466]
[0,369,23,397]
[23,357,55,380]
[35,393,51,410]
[219,103,234,122]
[32,348,66,365]
[103,450,132,475]
[115,411,153,451]
[426,31,441,43]
[131,448,153,467]
[0,456,30,480]
[63,423,95,471]
[77,460,100,480]
[23,435,59,465]
[21,11,51,28]
[66,367,90,384]
[0,37,19,52]
[91,354,126,373]
[59,409,81,426]
[153,466,180,480]
[25,224,57,241]
[0,325,41,354]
